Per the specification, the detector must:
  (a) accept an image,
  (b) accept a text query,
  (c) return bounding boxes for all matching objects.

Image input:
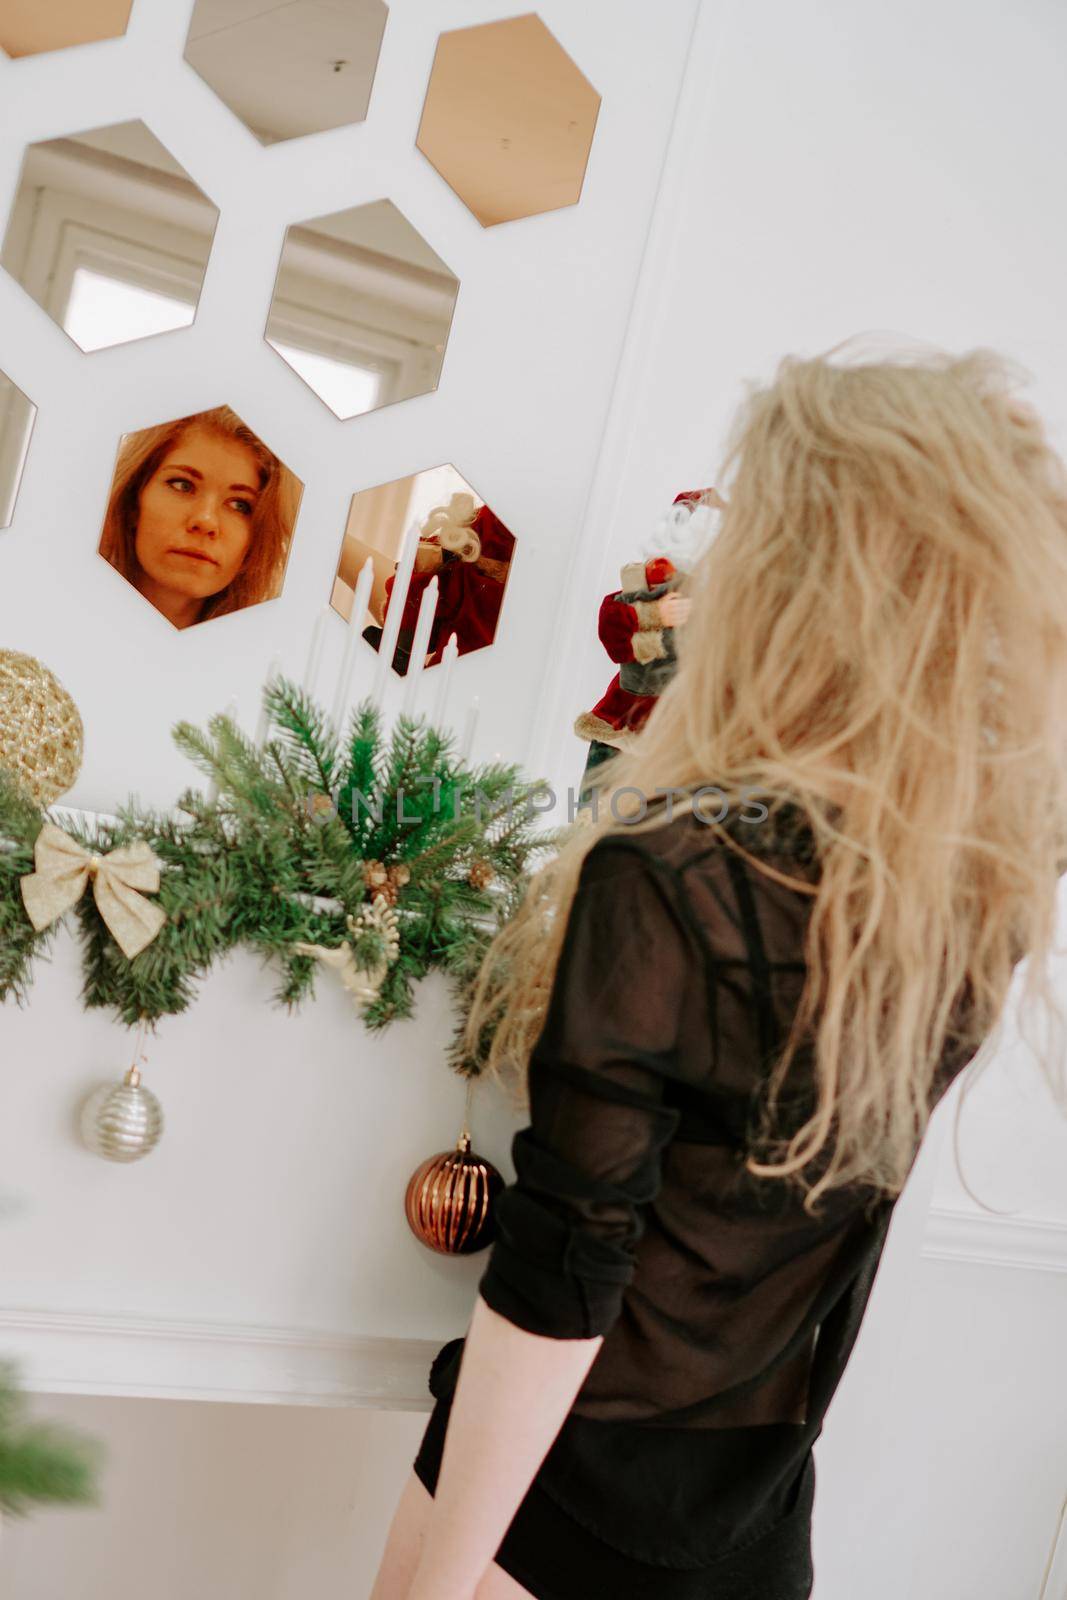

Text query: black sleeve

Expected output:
[477,838,689,1340]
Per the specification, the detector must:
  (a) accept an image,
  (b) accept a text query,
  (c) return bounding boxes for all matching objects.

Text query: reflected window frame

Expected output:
[264,202,459,422]
[0,372,36,529]
[0,125,218,355]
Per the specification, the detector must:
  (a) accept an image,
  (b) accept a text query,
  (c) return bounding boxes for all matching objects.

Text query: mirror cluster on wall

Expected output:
[0,120,218,353]
[266,200,459,420]
[332,466,515,675]
[0,10,600,662]
[183,0,389,145]
[97,406,303,630]
[0,0,133,58]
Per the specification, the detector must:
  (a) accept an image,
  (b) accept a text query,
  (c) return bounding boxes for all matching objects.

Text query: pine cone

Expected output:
[363,860,388,892]
[388,862,411,891]
[468,858,493,891]
[369,879,399,908]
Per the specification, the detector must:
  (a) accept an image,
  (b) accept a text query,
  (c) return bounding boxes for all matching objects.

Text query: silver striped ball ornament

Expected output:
[81,1065,163,1162]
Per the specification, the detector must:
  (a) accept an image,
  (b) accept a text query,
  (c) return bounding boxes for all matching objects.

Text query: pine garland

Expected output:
[0,1360,100,1518]
[0,679,559,1074]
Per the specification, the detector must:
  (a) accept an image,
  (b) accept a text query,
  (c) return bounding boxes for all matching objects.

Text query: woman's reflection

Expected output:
[99,405,301,628]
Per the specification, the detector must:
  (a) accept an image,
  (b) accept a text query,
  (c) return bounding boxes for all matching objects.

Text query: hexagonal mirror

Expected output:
[0,0,133,57]
[98,405,303,630]
[0,121,219,354]
[184,0,388,145]
[265,199,459,421]
[0,370,36,529]
[331,465,515,675]
[416,14,601,227]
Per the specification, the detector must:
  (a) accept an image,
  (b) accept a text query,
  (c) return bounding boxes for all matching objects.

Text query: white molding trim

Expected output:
[0,1306,440,1410]
[922,1206,1067,1274]
[2,1206,1064,1407]
[523,0,740,789]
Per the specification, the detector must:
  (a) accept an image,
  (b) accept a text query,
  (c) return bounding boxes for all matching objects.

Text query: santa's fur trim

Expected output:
[573,712,641,749]
[633,598,665,629]
[632,627,668,664]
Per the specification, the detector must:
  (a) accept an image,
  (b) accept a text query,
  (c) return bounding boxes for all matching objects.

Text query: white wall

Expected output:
[2,1,1066,1598]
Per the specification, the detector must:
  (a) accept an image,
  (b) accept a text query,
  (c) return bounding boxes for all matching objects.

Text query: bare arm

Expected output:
[407,1297,603,1599]
[406,842,691,1599]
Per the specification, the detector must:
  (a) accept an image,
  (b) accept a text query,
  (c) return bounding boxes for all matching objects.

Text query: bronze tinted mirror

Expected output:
[0,121,218,353]
[0,0,133,57]
[98,405,303,630]
[265,199,459,420]
[331,465,515,675]
[0,369,36,529]
[417,14,600,227]
[184,0,388,144]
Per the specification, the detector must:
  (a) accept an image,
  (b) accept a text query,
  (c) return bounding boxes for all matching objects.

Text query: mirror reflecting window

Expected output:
[98,405,303,630]
[0,121,219,354]
[417,15,601,227]
[332,465,515,675]
[0,369,36,529]
[266,199,459,420]
[184,0,388,144]
[0,0,133,57]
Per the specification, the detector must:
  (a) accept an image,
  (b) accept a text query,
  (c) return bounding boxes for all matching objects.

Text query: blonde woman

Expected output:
[99,405,300,628]
[372,343,1067,1600]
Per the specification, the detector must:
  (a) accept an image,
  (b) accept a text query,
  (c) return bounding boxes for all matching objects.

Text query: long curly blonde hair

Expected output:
[463,340,1067,1213]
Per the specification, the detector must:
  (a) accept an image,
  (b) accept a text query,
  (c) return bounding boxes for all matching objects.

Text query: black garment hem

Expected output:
[412,1385,816,1600]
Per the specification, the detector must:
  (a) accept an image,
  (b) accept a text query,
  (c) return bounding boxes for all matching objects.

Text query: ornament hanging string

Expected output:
[458,1073,476,1149]
[127,1017,149,1086]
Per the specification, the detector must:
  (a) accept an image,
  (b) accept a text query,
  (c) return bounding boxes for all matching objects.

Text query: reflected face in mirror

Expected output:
[134,430,261,621]
[0,121,218,353]
[417,15,601,227]
[184,0,388,144]
[0,369,37,529]
[266,200,458,420]
[0,0,133,57]
[99,407,303,629]
[331,465,515,676]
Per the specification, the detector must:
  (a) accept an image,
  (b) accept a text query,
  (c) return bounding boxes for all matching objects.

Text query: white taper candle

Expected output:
[402,574,439,717]
[331,556,375,733]
[302,606,330,697]
[459,695,479,765]
[255,657,282,748]
[431,632,459,729]
[371,520,421,710]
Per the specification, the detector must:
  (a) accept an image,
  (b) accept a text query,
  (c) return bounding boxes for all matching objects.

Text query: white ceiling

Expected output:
[184,0,388,144]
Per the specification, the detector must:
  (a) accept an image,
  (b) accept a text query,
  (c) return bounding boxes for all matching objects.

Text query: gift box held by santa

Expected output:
[575,487,726,789]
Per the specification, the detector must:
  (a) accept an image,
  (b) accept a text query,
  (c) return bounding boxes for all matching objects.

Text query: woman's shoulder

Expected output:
[582,792,823,881]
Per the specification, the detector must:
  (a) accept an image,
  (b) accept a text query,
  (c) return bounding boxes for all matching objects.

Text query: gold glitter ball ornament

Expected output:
[0,650,83,804]
[405,1131,504,1255]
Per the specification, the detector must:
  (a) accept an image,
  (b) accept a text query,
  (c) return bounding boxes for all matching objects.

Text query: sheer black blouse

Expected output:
[427,799,984,1569]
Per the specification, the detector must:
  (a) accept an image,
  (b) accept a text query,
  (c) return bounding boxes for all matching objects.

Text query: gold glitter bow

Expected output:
[20,822,167,960]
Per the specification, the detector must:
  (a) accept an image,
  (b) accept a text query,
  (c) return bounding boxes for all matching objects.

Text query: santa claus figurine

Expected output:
[368,493,515,675]
[574,486,725,790]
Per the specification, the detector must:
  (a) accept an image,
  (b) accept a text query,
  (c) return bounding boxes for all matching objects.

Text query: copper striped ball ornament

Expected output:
[405,1128,503,1255]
